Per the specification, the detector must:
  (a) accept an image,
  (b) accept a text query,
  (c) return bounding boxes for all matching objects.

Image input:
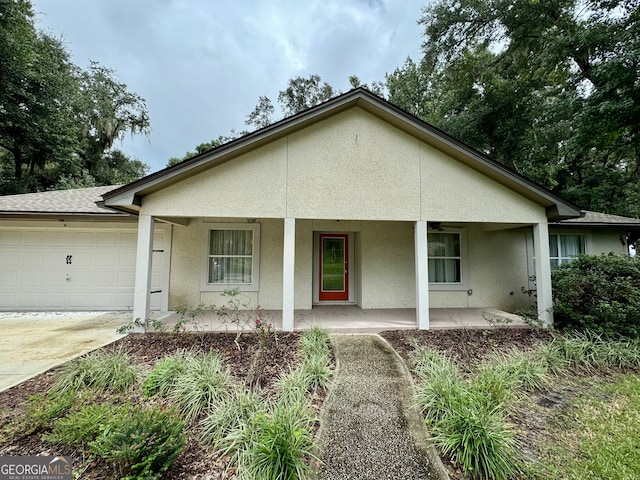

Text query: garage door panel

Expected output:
[20,271,44,287]
[96,232,119,246]
[0,272,17,286]
[41,291,67,308]
[0,230,23,244]
[94,271,118,287]
[71,232,95,247]
[42,270,68,287]
[22,250,46,268]
[0,249,18,267]
[1,226,167,311]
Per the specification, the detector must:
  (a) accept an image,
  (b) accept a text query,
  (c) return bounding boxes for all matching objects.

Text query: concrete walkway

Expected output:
[315,335,448,480]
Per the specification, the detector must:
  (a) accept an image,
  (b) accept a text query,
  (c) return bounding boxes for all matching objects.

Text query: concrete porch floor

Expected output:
[158,305,527,334]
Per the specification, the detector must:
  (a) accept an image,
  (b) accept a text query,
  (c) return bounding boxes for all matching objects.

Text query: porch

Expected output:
[156,305,528,334]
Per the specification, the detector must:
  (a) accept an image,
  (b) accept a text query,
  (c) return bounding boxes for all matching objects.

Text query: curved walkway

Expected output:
[315,334,448,480]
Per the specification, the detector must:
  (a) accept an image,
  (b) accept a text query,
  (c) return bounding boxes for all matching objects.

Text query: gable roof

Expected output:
[0,185,129,219]
[103,88,581,220]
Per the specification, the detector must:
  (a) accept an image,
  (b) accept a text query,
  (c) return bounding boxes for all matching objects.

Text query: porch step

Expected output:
[315,335,448,480]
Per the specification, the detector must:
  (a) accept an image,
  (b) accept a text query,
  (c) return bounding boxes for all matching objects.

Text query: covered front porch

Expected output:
[156,305,528,334]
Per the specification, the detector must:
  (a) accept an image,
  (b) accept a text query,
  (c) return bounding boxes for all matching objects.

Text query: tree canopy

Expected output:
[388,0,640,217]
[0,0,150,194]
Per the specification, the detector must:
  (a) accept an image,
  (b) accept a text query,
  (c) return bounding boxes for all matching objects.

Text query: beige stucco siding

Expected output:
[358,222,415,308]
[465,226,531,311]
[168,218,314,310]
[588,230,629,255]
[141,106,548,225]
[420,143,547,223]
[286,109,421,220]
[141,139,288,218]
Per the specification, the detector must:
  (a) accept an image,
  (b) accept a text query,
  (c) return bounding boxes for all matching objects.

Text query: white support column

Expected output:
[415,220,430,330]
[282,217,296,332]
[533,222,553,326]
[133,214,154,332]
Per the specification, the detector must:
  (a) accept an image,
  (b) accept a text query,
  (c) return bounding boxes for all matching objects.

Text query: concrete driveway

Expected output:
[0,312,135,392]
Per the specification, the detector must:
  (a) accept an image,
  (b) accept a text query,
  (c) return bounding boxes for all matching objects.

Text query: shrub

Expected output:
[552,254,640,337]
[53,347,137,393]
[169,350,232,421]
[18,390,76,436]
[142,351,189,397]
[201,388,264,447]
[432,398,522,480]
[274,367,313,403]
[243,397,316,480]
[479,348,549,392]
[44,404,127,448]
[89,405,186,479]
[298,326,331,357]
[301,354,332,391]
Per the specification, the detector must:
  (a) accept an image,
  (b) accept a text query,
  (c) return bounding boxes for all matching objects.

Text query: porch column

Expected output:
[415,220,430,330]
[282,217,296,332]
[533,222,553,326]
[133,214,154,332]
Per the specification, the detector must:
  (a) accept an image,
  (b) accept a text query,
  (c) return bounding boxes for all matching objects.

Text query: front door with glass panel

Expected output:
[319,234,348,301]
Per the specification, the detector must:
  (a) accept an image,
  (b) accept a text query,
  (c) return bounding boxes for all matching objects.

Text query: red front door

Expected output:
[319,234,348,301]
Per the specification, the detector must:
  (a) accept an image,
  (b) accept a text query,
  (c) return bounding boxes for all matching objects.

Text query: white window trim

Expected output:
[201,223,260,292]
[428,228,468,291]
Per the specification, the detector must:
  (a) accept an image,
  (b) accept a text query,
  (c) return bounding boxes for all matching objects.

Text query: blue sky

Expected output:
[31,0,427,173]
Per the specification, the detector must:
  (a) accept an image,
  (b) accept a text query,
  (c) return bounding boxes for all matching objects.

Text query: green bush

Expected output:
[201,388,264,447]
[44,404,127,448]
[53,347,137,393]
[142,351,189,397]
[18,390,76,436]
[552,254,640,337]
[89,405,186,479]
[169,350,232,421]
[432,398,522,480]
[243,397,315,480]
[298,326,331,357]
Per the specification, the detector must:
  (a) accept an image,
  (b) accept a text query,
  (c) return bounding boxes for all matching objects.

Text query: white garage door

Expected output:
[0,225,168,311]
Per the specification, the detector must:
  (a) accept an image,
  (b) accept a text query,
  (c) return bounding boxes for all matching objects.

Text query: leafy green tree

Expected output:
[277,74,336,116]
[0,0,150,194]
[388,0,640,217]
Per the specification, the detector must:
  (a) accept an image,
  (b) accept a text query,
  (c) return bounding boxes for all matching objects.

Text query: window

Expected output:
[203,224,260,290]
[549,233,585,269]
[428,232,462,283]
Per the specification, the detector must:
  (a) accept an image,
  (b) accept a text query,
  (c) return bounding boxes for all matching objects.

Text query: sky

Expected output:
[31,0,427,174]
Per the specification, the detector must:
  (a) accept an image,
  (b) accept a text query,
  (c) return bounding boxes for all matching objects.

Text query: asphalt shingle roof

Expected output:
[556,210,640,227]
[0,185,126,215]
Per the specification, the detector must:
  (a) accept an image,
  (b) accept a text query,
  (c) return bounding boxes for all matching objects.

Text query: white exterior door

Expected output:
[0,224,168,311]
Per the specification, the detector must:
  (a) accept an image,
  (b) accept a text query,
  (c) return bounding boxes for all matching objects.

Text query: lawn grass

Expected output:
[532,373,640,480]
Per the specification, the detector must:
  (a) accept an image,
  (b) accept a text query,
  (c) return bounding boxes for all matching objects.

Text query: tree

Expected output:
[389,0,640,217]
[0,0,151,194]
[277,74,336,116]
[245,95,274,130]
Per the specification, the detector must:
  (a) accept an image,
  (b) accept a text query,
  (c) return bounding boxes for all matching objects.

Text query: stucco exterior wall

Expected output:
[358,222,415,308]
[588,230,629,255]
[142,139,288,218]
[168,218,536,313]
[140,107,548,225]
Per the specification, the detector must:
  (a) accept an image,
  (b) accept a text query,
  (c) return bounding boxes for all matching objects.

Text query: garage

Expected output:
[0,186,170,311]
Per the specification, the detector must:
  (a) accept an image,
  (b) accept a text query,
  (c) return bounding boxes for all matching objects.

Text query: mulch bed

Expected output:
[0,331,302,479]
[1,327,560,479]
